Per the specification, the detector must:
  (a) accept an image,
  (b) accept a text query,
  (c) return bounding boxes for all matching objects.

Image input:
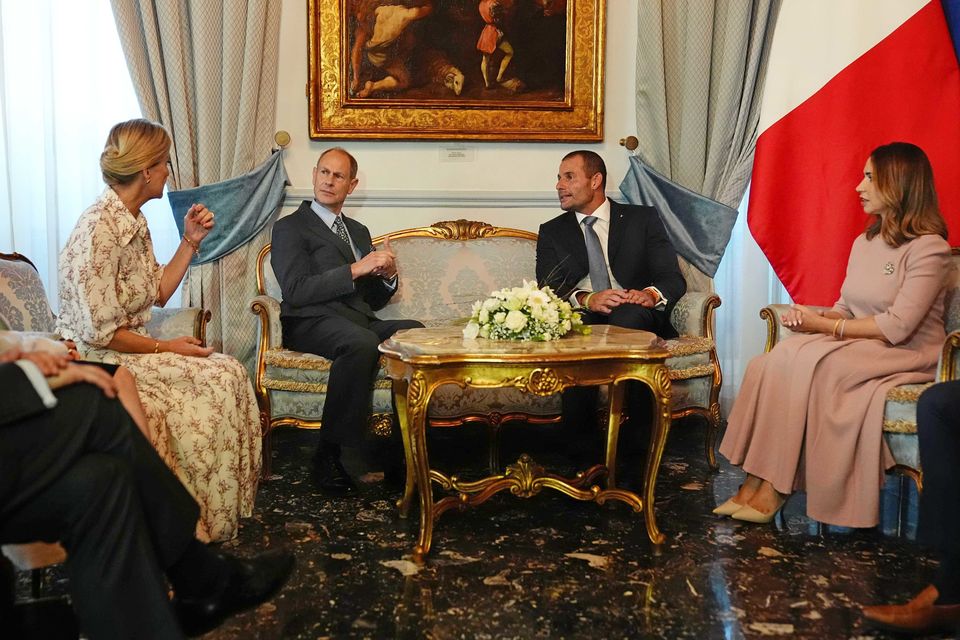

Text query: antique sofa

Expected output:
[251,219,724,478]
[758,247,960,493]
[0,251,209,580]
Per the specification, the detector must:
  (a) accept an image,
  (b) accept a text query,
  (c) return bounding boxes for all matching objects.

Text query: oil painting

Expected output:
[308,0,605,141]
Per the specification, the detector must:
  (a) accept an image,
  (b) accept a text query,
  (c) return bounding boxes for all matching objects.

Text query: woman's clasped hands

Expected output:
[780,304,829,333]
[159,336,215,358]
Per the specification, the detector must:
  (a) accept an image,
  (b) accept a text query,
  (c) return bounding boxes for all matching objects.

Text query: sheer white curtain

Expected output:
[714,185,791,413]
[0,0,177,309]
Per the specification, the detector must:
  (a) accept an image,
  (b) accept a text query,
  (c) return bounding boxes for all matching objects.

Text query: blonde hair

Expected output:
[100,119,171,186]
[865,142,948,246]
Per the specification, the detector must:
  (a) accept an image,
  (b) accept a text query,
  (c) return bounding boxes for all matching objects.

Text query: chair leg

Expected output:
[705,404,722,472]
[260,421,273,481]
[896,474,910,538]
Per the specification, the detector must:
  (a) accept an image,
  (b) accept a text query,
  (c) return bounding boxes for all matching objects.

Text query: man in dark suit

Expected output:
[862,380,960,635]
[536,150,686,457]
[0,346,294,639]
[271,147,422,495]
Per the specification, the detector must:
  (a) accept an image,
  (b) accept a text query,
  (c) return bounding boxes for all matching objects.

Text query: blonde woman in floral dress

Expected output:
[56,119,261,542]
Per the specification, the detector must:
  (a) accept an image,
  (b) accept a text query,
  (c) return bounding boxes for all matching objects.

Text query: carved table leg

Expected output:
[641,366,672,545]
[604,381,626,490]
[393,378,415,518]
[407,373,435,561]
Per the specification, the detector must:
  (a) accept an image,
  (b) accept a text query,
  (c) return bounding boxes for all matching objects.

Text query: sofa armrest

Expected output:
[759,303,832,352]
[938,330,960,382]
[670,292,721,338]
[147,307,211,344]
[250,295,283,351]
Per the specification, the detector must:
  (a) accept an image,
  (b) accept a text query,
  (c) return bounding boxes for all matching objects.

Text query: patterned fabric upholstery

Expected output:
[0,254,56,332]
[760,248,960,489]
[250,221,725,473]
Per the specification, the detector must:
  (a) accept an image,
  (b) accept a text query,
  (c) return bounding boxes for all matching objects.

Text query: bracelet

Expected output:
[182,234,200,255]
[831,318,842,337]
[154,341,160,354]
[839,319,846,339]
[583,292,596,310]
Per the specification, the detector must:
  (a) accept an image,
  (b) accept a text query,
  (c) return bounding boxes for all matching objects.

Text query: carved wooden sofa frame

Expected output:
[250,220,724,479]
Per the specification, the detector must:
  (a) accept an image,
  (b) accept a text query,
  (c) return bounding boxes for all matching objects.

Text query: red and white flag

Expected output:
[748,0,960,305]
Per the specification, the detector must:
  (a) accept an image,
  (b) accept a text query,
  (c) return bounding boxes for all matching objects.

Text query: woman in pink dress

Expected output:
[716,142,951,527]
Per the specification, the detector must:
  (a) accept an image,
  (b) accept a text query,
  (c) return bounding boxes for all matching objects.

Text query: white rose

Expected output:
[529,304,545,320]
[482,298,500,312]
[504,295,523,311]
[479,308,490,323]
[527,290,550,306]
[493,311,506,324]
[463,321,480,339]
[504,310,528,331]
[479,324,490,338]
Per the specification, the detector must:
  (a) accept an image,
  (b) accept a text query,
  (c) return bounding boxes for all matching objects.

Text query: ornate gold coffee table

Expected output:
[378,325,672,561]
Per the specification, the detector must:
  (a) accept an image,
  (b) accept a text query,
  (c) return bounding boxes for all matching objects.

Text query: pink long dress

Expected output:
[719,233,951,527]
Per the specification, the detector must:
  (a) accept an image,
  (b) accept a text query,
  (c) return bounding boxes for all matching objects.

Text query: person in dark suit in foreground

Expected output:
[862,380,960,635]
[0,346,294,639]
[536,150,686,458]
[271,148,422,495]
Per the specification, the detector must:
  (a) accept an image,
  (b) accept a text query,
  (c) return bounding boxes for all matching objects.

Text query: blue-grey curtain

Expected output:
[619,157,737,278]
[170,151,288,266]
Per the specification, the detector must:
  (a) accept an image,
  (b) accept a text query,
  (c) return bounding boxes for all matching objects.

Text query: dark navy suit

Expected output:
[535,200,686,452]
[0,363,199,639]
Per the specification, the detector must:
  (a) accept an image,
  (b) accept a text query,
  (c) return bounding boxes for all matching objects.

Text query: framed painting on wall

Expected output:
[307,0,605,141]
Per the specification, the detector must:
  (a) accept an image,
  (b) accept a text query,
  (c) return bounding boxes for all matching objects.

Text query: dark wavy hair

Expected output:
[865,142,948,246]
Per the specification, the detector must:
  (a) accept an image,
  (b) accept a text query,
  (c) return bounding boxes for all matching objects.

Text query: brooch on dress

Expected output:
[883,261,895,275]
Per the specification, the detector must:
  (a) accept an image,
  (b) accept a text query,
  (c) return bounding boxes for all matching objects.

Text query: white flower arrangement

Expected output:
[463,280,587,341]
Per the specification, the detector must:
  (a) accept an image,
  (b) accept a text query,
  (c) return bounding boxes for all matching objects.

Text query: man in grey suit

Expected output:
[536,150,686,461]
[271,148,422,495]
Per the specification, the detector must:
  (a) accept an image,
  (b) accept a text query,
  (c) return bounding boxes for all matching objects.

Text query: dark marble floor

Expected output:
[19,420,946,639]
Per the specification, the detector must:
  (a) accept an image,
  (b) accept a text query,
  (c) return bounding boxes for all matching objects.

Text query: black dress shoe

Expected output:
[174,548,295,637]
[312,448,357,496]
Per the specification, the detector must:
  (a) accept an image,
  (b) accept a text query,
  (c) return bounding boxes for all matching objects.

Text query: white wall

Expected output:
[274,0,640,234]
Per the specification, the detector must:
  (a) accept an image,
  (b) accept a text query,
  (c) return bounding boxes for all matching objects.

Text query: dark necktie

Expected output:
[333,215,350,246]
[581,215,611,291]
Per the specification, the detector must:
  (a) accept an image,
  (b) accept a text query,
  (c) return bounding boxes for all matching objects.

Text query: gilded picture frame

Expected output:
[308,0,605,141]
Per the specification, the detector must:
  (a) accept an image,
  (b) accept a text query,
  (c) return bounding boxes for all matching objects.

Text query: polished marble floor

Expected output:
[20,419,943,639]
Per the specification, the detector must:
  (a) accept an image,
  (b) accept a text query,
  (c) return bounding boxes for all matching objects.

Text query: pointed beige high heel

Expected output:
[712,498,743,516]
[731,496,786,523]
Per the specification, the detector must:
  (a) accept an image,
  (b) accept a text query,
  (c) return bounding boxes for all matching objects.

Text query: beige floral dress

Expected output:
[56,187,261,542]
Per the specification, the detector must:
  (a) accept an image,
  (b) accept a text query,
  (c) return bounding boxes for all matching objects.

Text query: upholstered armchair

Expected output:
[758,247,960,493]
[0,251,210,579]
[250,219,724,476]
[0,252,210,343]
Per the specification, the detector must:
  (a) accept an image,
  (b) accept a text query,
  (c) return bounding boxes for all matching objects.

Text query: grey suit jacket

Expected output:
[271,201,396,326]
